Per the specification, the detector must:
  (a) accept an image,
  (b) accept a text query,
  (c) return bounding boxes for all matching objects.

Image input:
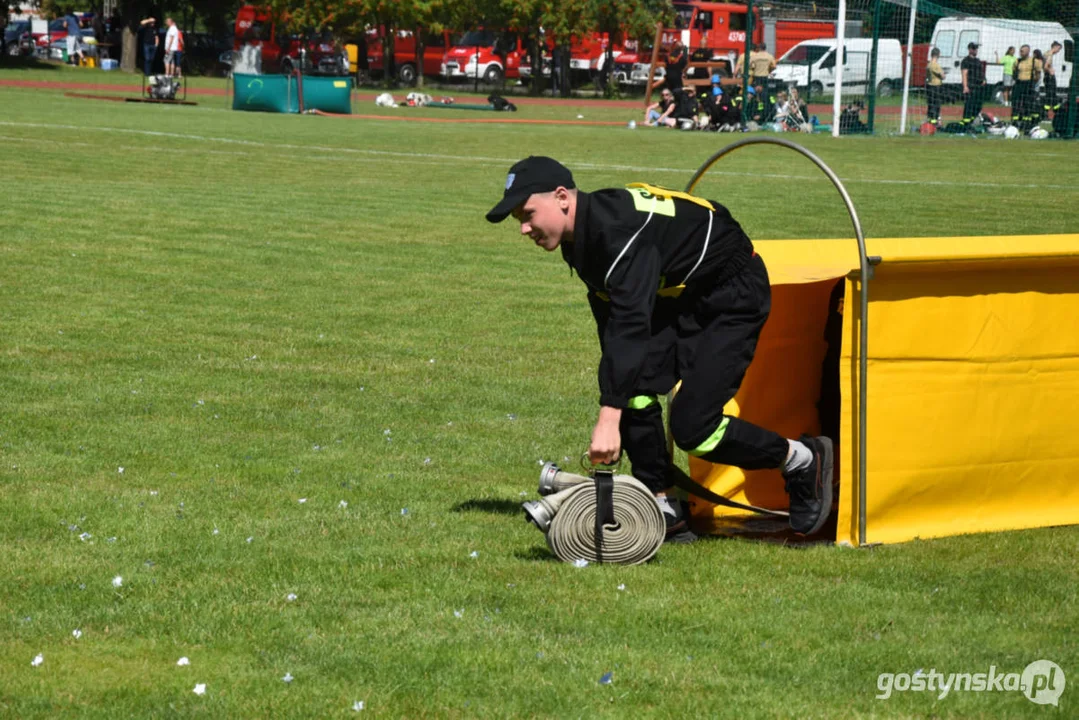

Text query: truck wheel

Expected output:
[876,79,893,97]
[483,65,503,85]
[398,63,417,85]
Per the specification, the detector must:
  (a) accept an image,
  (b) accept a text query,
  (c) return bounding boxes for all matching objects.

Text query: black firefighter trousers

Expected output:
[615,254,790,493]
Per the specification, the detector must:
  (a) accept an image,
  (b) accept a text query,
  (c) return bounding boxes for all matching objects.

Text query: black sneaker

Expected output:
[657,495,698,544]
[783,435,834,536]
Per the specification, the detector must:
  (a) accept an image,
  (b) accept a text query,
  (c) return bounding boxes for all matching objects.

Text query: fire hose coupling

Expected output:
[523,462,665,565]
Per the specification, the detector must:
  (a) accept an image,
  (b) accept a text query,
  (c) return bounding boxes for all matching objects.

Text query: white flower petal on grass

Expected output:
[572,559,589,568]
[423,457,431,465]
[339,500,348,509]
[31,653,44,667]
[453,609,464,618]
[617,584,626,591]
[193,683,206,695]
[286,593,297,602]
[282,672,293,683]
[400,508,409,516]
[246,536,254,544]
[79,532,92,542]
[72,629,82,639]
[112,575,123,588]
[352,700,365,711]
[212,528,220,535]
[149,490,158,496]
[177,657,190,666]
[298,498,307,504]
[469,551,478,558]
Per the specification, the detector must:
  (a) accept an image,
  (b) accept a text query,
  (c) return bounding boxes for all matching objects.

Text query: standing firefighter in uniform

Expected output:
[960,42,986,130]
[1043,41,1063,121]
[486,157,833,541]
[1012,45,1042,132]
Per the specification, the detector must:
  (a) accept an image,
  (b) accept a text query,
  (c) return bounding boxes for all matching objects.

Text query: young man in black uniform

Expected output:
[960,42,986,130]
[486,157,834,539]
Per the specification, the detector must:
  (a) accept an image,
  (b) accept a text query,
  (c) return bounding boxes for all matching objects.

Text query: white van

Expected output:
[929,17,1072,100]
[772,38,903,96]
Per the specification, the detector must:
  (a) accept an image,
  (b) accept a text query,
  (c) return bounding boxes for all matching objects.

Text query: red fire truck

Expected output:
[519,31,633,84]
[615,2,836,87]
[664,2,835,66]
[439,28,529,84]
[524,3,836,88]
[233,5,349,76]
[366,29,452,84]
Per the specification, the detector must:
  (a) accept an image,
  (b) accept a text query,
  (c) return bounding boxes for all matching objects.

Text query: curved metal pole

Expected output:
[684,136,873,546]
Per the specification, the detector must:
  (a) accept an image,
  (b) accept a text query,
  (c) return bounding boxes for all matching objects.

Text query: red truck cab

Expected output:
[440,29,525,84]
[367,29,451,84]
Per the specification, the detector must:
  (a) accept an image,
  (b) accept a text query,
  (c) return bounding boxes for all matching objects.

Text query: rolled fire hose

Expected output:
[522,463,665,565]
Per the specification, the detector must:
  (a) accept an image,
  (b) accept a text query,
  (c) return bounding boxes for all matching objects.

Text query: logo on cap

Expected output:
[505,173,515,190]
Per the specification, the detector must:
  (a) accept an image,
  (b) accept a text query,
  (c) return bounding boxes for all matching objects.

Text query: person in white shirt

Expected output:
[164,17,183,77]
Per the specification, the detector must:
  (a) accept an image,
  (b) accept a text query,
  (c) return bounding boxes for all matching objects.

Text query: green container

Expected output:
[232,73,299,113]
[300,76,352,114]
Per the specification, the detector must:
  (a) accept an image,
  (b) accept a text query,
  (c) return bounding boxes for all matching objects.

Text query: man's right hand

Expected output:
[588,406,623,466]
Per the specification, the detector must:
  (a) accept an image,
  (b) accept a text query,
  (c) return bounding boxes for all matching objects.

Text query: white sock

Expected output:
[655,495,678,519]
[784,439,813,473]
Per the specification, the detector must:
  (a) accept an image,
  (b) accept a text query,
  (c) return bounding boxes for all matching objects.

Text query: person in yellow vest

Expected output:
[926,47,944,125]
[486,157,836,542]
[1043,41,1063,118]
[998,46,1016,107]
[1012,45,1042,131]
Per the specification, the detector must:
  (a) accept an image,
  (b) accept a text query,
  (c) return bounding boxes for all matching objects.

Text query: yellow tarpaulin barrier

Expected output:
[691,234,1079,546]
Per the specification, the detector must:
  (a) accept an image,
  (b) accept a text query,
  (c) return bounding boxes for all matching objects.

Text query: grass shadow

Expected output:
[452,498,523,516]
[0,57,63,70]
[699,511,838,548]
[514,545,558,562]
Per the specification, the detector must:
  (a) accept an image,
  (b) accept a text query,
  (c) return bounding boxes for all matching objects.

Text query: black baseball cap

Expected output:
[485,156,575,223]
[968,42,979,50]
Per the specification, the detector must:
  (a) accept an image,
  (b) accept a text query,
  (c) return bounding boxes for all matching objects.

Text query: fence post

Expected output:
[1068,24,1079,138]
[742,0,754,124]
[899,0,919,135]
[832,0,847,137]
[867,0,882,134]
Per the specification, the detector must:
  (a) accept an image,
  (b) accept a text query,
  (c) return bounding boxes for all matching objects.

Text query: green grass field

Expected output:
[1,71,1077,718]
